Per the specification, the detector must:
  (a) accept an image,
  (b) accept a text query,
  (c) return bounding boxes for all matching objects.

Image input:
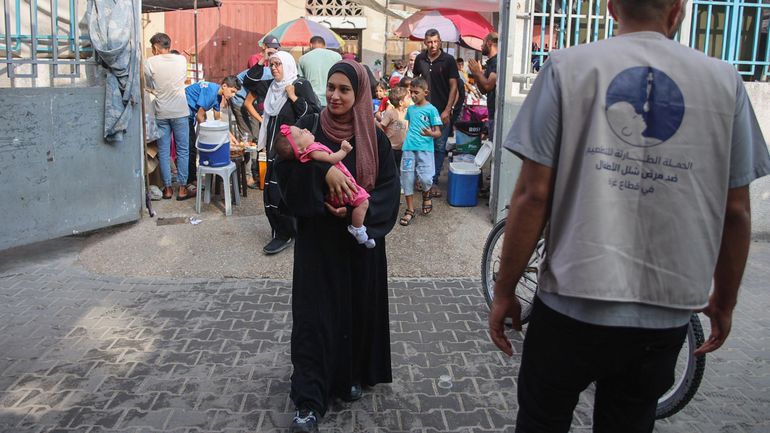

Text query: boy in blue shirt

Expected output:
[399,76,442,226]
[182,76,240,198]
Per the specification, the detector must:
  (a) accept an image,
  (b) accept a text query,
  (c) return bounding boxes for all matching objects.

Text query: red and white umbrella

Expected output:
[394,9,495,51]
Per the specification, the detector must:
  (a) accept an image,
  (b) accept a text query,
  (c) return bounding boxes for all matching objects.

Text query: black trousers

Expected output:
[516,297,688,433]
[263,146,296,241]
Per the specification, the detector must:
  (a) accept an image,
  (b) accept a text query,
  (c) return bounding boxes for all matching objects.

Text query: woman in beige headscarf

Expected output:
[275,59,400,432]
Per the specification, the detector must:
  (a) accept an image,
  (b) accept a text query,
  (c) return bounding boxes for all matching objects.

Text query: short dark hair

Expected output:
[221,75,241,90]
[410,76,429,91]
[456,58,464,63]
[613,0,678,22]
[398,76,412,88]
[149,33,171,49]
[309,36,326,46]
[424,28,441,40]
[388,86,408,106]
[485,32,498,45]
[274,133,295,161]
[392,58,406,70]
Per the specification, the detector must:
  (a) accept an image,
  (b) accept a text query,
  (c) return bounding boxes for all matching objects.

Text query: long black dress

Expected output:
[262,78,320,241]
[275,115,400,416]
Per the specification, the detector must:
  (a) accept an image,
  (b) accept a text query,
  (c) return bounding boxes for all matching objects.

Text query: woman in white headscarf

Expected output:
[259,50,320,255]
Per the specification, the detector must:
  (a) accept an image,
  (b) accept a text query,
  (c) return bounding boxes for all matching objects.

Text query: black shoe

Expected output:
[342,383,363,402]
[263,237,293,255]
[289,408,319,433]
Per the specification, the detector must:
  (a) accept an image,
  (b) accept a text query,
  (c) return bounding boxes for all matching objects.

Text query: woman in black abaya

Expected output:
[275,60,400,432]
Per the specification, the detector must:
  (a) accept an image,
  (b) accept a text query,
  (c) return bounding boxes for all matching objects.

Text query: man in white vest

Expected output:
[489,0,770,431]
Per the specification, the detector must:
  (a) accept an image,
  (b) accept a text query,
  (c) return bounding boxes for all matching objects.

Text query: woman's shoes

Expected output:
[162,186,173,200]
[263,237,293,255]
[289,408,318,433]
[342,384,363,402]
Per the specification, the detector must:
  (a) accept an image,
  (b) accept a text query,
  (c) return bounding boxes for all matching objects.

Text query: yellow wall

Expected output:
[141,12,166,58]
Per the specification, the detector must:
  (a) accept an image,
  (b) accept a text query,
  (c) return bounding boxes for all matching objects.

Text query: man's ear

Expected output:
[607,0,619,22]
[666,0,686,35]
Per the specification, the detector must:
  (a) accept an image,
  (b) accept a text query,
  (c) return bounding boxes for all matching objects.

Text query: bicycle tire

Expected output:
[655,313,706,419]
[480,219,539,324]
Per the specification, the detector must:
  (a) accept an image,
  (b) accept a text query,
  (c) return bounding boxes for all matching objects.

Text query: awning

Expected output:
[346,0,411,19]
[390,0,498,13]
[141,0,222,13]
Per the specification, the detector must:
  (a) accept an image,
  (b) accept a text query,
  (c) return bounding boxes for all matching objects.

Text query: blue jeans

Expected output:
[400,150,434,196]
[433,122,452,184]
[156,117,190,186]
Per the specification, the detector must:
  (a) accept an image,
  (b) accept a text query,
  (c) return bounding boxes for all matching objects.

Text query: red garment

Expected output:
[388,75,401,88]
[377,96,390,113]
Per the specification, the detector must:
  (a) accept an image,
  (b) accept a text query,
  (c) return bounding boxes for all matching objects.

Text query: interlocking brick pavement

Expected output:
[0,239,768,432]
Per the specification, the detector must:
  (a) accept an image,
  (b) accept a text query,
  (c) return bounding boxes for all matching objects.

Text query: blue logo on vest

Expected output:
[605,67,684,148]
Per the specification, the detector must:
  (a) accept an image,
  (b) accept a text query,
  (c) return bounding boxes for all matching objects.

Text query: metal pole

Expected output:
[194,0,199,82]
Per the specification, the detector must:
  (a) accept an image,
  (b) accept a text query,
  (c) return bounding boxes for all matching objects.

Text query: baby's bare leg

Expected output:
[350,199,369,228]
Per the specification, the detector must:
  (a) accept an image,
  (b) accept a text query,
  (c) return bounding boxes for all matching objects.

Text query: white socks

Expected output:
[348,225,376,249]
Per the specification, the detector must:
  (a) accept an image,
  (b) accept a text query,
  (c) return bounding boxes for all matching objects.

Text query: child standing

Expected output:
[399,77,442,226]
[373,82,391,121]
[275,124,376,248]
[398,77,414,106]
[378,86,409,169]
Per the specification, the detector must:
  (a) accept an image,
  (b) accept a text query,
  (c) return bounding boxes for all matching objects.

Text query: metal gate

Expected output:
[0,0,143,251]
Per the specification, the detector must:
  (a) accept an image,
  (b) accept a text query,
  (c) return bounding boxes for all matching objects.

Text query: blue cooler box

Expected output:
[448,162,481,207]
[447,141,493,207]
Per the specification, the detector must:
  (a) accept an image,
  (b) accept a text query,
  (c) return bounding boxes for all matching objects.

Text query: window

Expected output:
[1,0,94,80]
[306,0,363,17]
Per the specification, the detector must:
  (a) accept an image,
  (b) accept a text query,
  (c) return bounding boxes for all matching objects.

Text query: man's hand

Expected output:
[694,186,751,356]
[440,111,450,125]
[468,58,483,76]
[489,293,522,356]
[341,140,353,153]
[325,166,357,204]
[693,294,734,356]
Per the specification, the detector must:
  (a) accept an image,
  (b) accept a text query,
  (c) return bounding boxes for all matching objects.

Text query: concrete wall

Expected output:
[745,83,770,238]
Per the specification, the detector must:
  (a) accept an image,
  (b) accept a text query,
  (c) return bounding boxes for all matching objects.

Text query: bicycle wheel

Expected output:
[655,313,706,419]
[480,219,539,324]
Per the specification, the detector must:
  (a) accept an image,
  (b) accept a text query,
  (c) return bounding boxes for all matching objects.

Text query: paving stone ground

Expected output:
[0,238,768,433]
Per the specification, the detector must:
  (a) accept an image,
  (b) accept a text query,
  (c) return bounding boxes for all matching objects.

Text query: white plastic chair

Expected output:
[195,162,241,216]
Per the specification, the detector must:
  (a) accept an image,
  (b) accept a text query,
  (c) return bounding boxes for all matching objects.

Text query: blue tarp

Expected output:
[87,0,140,144]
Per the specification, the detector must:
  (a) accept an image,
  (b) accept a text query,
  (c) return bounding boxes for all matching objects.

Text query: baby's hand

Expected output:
[341,140,353,153]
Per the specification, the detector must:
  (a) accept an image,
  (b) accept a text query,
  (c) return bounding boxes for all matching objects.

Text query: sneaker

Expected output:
[364,239,376,249]
[263,237,293,255]
[289,408,319,433]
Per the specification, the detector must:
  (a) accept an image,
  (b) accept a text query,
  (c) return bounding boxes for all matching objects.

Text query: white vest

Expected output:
[540,32,741,309]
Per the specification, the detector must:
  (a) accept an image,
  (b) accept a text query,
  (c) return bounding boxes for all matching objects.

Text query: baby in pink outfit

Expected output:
[278,124,374,248]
